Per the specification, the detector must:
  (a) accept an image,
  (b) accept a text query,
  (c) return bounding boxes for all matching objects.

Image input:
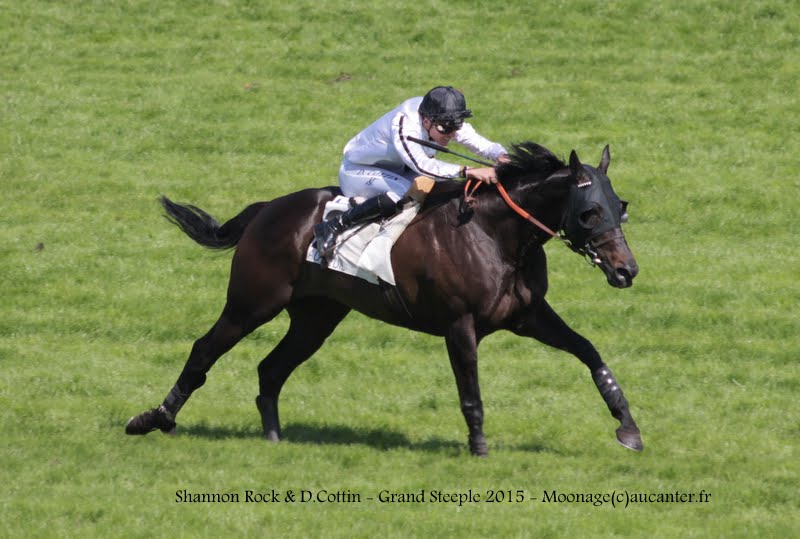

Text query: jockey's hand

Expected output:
[466,166,498,184]
[496,153,511,164]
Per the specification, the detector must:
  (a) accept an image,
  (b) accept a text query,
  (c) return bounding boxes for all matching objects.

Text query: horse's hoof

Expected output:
[125,416,143,435]
[616,428,643,452]
[125,407,176,435]
[469,436,489,457]
[255,395,281,442]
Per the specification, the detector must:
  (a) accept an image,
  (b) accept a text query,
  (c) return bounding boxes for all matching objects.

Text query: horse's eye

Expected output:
[579,207,602,229]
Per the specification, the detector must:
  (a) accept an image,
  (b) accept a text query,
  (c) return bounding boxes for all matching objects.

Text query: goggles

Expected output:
[434,120,463,134]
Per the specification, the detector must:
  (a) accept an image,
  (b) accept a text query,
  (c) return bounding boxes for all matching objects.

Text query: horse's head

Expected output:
[562,147,638,288]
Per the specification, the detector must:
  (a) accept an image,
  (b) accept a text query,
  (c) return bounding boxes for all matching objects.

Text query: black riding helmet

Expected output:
[418,86,473,130]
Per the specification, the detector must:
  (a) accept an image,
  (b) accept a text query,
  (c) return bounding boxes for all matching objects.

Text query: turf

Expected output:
[2,1,798,537]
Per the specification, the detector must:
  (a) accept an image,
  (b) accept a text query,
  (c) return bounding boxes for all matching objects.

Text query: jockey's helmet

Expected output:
[419,86,473,129]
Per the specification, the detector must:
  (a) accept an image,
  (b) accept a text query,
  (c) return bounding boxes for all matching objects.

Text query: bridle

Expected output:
[462,178,605,266]
[403,134,613,267]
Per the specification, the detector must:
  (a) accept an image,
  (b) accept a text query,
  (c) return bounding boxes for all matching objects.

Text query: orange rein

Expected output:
[463,179,560,240]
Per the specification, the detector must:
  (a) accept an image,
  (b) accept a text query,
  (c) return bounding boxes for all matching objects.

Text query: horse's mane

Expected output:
[496,142,565,185]
[423,141,565,208]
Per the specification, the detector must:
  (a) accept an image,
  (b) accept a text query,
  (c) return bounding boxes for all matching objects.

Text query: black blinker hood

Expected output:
[562,166,623,251]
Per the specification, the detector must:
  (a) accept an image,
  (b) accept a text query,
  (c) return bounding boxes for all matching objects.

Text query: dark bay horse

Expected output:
[126,142,643,455]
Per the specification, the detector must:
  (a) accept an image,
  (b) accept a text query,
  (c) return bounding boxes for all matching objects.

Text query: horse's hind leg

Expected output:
[126,307,248,434]
[512,299,643,451]
[255,297,350,442]
[125,296,284,435]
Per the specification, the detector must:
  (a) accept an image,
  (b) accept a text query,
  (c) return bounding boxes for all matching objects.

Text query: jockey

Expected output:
[314,85,507,258]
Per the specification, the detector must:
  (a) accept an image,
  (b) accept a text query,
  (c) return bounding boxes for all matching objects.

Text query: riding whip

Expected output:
[405,136,494,167]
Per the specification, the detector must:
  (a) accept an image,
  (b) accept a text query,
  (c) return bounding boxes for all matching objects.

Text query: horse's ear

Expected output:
[569,150,587,182]
[599,145,610,174]
[569,150,582,177]
[570,150,592,187]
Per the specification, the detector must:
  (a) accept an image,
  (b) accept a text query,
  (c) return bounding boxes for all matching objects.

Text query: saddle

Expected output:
[305,177,435,285]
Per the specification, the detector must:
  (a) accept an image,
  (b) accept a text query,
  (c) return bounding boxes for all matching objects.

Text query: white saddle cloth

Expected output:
[305,196,421,286]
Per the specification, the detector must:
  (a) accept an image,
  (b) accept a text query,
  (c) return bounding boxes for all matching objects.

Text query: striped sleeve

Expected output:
[393,114,462,179]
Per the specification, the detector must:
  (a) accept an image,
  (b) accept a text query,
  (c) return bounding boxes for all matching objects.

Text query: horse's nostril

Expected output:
[617,262,638,279]
[616,267,634,284]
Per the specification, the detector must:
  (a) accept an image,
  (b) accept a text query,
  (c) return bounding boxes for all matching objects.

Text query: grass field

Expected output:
[2,1,798,537]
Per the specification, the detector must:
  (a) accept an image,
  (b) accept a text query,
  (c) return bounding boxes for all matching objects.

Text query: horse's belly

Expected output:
[294,262,420,330]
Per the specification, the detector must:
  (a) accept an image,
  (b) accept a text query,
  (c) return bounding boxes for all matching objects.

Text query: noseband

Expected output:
[571,229,624,268]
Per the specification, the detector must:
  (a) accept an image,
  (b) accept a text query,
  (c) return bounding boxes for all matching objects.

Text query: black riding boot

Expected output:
[314,193,398,257]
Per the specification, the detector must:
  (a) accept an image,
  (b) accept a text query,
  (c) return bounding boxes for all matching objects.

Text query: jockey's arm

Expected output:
[391,114,463,179]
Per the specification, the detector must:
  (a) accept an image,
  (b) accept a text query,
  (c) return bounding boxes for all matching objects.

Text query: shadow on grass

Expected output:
[285,423,463,454]
[179,421,461,453]
[180,422,263,440]
[179,421,556,454]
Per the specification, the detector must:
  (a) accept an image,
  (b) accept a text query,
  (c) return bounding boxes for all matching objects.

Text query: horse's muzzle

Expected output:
[608,263,638,288]
[591,229,638,288]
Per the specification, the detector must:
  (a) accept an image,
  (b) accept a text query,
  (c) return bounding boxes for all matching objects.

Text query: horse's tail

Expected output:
[159,195,268,250]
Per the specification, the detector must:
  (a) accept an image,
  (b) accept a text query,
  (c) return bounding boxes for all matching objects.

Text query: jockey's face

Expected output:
[422,116,458,146]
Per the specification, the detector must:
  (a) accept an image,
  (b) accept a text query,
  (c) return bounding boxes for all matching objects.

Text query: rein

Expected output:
[462,179,602,265]
[463,178,560,239]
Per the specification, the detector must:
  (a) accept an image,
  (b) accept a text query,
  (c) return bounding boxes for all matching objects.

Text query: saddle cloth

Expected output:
[305,196,421,286]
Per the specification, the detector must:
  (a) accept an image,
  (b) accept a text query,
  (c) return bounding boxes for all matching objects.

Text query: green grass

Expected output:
[2,0,798,537]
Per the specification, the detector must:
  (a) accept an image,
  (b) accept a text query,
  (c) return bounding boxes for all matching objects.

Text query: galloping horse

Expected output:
[126,142,643,455]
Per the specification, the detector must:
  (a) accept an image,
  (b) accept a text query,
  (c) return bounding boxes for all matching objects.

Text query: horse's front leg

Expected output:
[445,314,487,456]
[511,299,643,451]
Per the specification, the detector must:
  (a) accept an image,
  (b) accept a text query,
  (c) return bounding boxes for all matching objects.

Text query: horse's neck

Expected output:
[491,175,568,222]
[474,177,570,257]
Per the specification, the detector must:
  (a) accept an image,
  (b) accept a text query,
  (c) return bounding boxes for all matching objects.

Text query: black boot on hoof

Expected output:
[255,396,281,442]
[125,406,176,435]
